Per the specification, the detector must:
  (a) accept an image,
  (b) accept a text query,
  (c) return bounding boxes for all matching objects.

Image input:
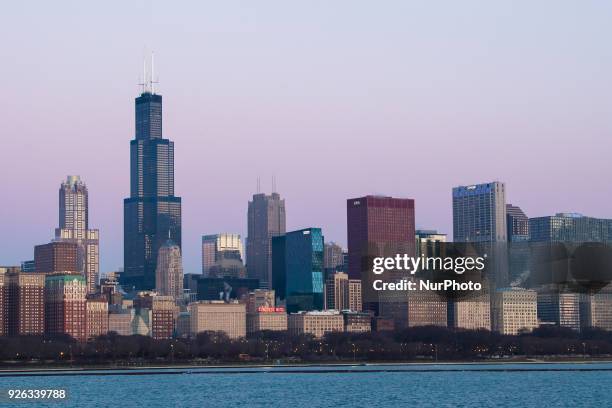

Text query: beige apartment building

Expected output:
[86,296,109,339]
[450,293,491,330]
[348,279,362,312]
[189,301,246,339]
[493,288,538,335]
[288,311,343,338]
[247,310,288,334]
[324,272,362,312]
[580,292,612,330]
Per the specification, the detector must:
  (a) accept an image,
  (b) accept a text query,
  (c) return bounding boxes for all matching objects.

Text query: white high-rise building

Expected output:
[155,239,184,300]
[55,176,99,294]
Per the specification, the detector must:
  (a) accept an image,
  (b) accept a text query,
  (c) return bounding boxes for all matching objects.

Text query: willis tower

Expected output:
[122,58,182,291]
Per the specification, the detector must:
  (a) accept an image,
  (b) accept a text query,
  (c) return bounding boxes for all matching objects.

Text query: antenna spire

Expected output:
[138,52,158,95]
[150,51,158,94]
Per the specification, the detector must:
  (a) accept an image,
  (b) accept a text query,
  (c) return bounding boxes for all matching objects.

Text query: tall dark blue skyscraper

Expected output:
[122,74,181,291]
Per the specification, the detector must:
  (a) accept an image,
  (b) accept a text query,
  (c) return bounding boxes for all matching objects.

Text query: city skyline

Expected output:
[2,2,612,274]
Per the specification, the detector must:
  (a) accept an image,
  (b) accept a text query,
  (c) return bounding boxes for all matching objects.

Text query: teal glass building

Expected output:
[272,228,324,313]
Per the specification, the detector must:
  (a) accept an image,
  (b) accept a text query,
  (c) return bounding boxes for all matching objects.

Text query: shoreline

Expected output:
[1,358,612,375]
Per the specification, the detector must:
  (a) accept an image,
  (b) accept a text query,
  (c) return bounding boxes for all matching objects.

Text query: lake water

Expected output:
[0,362,610,407]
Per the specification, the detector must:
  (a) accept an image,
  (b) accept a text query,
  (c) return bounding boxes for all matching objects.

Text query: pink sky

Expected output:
[1,1,611,273]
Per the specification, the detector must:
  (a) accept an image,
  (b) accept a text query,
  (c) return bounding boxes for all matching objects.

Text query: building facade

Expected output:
[134,292,177,340]
[288,311,344,338]
[453,182,507,243]
[415,229,447,257]
[492,288,538,335]
[188,301,246,339]
[506,204,529,242]
[537,291,580,331]
[246,192,286,289]
[529,213,612,243]
[86,296,109,339]
[448,294,491,331]
[7,272,45,336]
[580,291,612,330]
[343,311,372,333]
[202,233,245,277]
[155,239,184,300]
[44,273,87,341]
[324,242,345,276]
[246,308,288,334]
[123,87,182,292]
[55,175,100,294]
[324,272,348,311]
[272,228,324,313]
[347,196,416,314]
[34,241,78,274]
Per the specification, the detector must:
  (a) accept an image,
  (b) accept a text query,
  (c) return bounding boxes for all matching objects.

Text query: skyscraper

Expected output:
[123,71,182,292]
[155,238,184,300]
[506,204,529,242]
[453,182,508,305]
[415,229,447,257]
[1,271,45,336]
[529,213,612,243]
[246,192,286,288]
[347,195,416,280]
[55,176,100,294]
[324,242,345,277]
[271,228,324,313]
[347,196,416,315]
[453,182,507,242]
[201,233,246,278]
[506,204,530,286]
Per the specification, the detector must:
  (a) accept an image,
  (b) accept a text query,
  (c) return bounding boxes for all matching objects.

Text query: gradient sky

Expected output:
[1,1,611,274]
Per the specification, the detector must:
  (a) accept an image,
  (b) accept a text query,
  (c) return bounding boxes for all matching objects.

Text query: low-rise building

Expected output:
[188,301,246,339]
[247,307,288,334]
[342,311,371,333]
[493,288,538,335]
[134,292,178,340]
[86,296,109,339]
[449,293,491,331]
[580,291,612,330]
[537,290,580,331]
[108,309,134,336]
[288,310,343,338]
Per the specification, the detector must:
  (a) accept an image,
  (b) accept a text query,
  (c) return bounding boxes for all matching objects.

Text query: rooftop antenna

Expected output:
[139,57,147,94]
[150,51,158,94]
[257,177,261,193]
[272,175,277,193]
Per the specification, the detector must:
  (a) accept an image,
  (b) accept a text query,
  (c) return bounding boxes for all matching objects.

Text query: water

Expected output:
[0,363,610,407]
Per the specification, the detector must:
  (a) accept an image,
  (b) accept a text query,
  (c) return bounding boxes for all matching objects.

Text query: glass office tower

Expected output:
[122,91,182,291]
[272,228,324,313]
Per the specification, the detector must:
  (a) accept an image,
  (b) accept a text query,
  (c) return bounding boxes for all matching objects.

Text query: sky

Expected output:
[1,1,611,274]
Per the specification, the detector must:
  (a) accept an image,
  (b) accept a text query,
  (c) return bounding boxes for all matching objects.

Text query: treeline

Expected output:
[1,326,612,365]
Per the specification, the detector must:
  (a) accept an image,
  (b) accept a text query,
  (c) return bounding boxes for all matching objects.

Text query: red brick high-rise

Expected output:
[34,241,78,274]
[7,272,45,335]
[347,196,416,314]
[44,273,86,341]
[134,292,177,340]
